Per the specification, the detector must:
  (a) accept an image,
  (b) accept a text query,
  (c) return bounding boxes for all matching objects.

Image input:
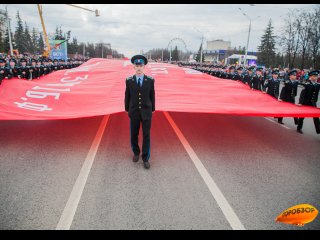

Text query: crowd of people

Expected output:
[178,62,320,135]
[0,54,89,83]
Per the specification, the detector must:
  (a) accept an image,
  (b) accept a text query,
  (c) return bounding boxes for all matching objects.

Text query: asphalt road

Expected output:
[0,111,319,230]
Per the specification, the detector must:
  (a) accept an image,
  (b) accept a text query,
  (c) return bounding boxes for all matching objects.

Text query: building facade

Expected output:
[203,39,231,63]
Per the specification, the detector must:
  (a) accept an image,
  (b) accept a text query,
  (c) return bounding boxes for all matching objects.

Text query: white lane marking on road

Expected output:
[56,115,110,230]
[163,111,245,230]
[264,117,291,129]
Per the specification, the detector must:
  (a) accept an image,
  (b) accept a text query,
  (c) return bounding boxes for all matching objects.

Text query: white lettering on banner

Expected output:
[14,74,89,112]
[123,60,131,67]
[148,63,177,68]
[61,75,88,83]
[46,82,81,87]
[149,68,168,76]
[64,62,100,75]
[26,91,61,100]
[32,86,71,92]
[182,68,202,75]
[14,102,53,112]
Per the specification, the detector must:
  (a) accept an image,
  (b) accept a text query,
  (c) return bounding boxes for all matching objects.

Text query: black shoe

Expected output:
[278,121,284,124]
[297,129,303,134]
[132,154,139,162]
[143,161,150,169]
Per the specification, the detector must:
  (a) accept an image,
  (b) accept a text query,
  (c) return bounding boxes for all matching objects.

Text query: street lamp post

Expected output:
[102,44,103,58]
[238,8,260,67]
[194,27,214,64]
[244,18,251,67]
[5,6,14,56]
[200,35,204,64]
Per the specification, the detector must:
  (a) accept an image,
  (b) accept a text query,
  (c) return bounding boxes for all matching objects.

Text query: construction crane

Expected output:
[37,4,100,58]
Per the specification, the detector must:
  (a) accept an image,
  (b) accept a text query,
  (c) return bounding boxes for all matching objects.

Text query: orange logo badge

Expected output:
[275,204,318,226]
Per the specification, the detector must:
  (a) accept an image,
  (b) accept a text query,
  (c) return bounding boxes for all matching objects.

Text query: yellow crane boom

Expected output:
[37,4,50,57]
[37,4,100,58]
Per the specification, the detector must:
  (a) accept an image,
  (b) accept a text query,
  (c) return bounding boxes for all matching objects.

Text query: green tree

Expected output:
[38,32,45,54]
[31,27,38,54]
[14,11,25,53]
[4,26,11,54]
[196,42,205,62]
[68,37,78,54]
[0,31,5,53]
[24,22,32,53]
[59,27,63,39]
[171,45,179,61]
[257,19,276,67]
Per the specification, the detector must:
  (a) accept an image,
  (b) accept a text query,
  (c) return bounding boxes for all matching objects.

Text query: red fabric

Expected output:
[0,58,320,120]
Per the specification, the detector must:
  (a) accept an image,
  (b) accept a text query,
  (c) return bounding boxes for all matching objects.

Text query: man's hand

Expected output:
[278,99,283,102]
[297,103,302,106]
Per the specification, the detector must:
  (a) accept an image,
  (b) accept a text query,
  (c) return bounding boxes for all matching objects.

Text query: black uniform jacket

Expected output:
[125,74,155,120]
[280,80,298,103]
[299,81,320,107]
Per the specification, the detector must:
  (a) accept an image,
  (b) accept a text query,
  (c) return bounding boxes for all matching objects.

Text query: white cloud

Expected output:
[1,4,318,58]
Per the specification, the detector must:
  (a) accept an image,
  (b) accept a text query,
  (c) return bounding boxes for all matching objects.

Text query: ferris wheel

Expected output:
[166,38,190,61]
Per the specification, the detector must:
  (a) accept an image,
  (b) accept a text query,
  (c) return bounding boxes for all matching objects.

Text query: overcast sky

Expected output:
[1,4,318,57]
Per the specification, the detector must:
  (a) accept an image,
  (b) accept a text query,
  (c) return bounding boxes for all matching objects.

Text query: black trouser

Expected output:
[297,117,320,133]
[277,117,298,125]
[130,114,152,161]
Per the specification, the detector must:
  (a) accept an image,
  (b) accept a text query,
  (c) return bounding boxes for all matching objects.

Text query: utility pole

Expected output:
[161,49,163,61]
[200,35,204,64]
[101,44,103,58]
[238,7,260,67]
[5,6,13,56]
[244,20,251,67]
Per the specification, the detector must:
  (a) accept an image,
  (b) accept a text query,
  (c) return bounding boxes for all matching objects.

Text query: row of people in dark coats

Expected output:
[0,58,84,82]
[183,63,320,134]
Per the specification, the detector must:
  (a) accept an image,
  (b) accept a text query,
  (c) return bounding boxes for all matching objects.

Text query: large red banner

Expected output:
[0,58,319,120]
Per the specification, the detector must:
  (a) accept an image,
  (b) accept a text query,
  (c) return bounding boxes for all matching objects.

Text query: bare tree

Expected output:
[296,11,313,69]
[280,10,301,68]
[308,6,320,69]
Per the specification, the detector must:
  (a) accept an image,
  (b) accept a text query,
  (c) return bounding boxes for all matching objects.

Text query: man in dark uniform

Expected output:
[47,58,54,73]
[219,66,227,79]
[226,66,236,80]
[296,70,320,134]
[263,69,280,98]
[234,66,244,82]
[35,59,44,79]
[250,67,264,90]
[27,59,37,80]
[278,69,299,125]
[263,69,281,122]
[0,58,6,84]
[18,58,29,79]
[7,58,20,79]
[243,66,254,86]
[43,58,51,75]
[59,59,66,70]
[125,55,155,169]
[52,59,60,71]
